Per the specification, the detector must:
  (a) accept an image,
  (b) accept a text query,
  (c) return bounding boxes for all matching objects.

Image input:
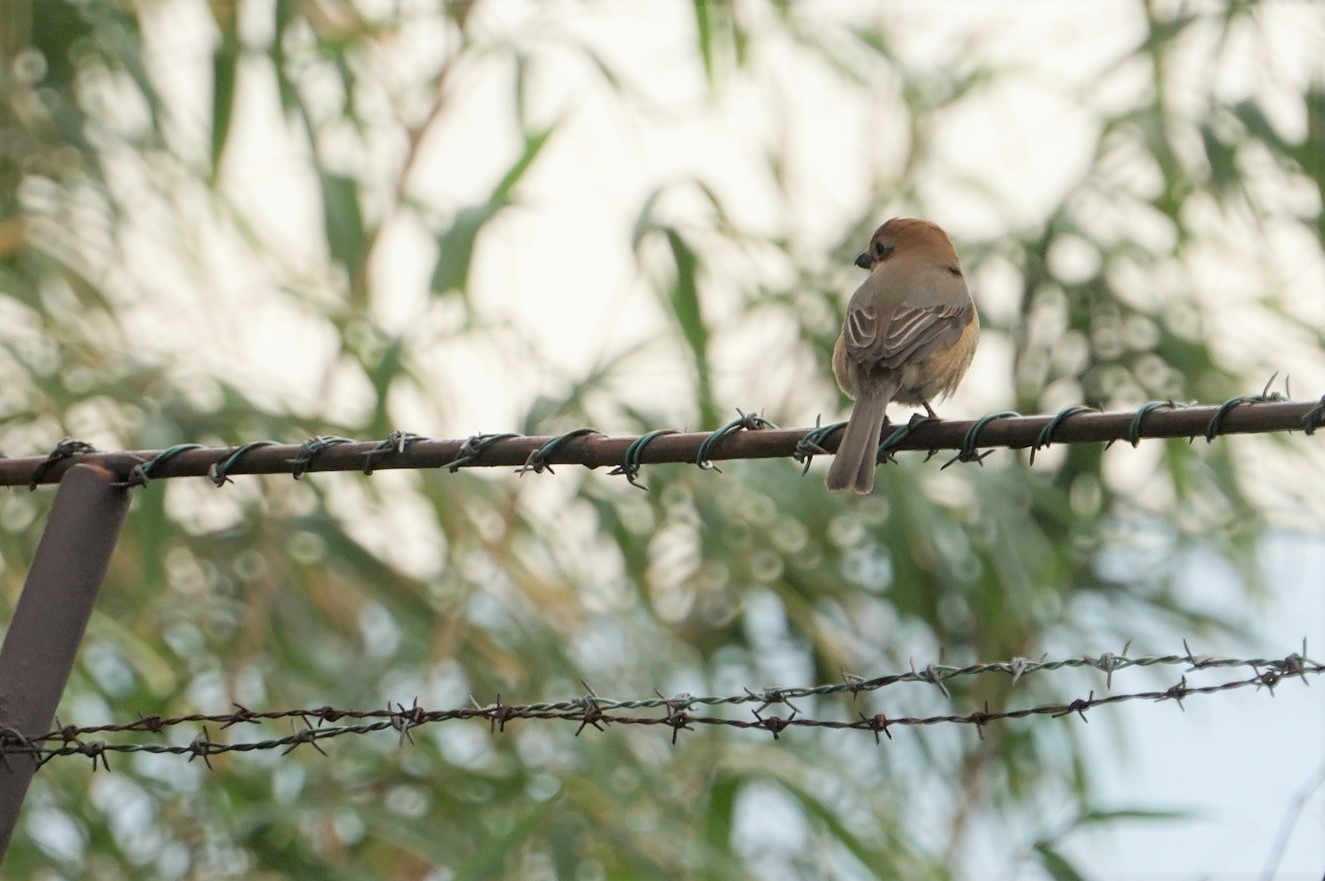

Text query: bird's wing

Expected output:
[843,277,974,369]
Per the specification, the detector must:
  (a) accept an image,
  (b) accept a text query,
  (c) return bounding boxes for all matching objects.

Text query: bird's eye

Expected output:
[875,241,892,259]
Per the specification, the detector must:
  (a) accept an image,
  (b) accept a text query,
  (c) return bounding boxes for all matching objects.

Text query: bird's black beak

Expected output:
[854,252,873,270]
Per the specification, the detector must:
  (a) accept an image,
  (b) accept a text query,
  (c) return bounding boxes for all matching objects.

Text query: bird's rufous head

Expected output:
[853,218,958,271]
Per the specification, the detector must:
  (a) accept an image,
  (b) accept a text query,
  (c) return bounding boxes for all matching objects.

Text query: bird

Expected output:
[826,218,979,494]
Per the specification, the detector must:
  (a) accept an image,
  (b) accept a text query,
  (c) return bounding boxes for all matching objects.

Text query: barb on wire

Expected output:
[9,645,1318,767]
[289,436,354,479]
[443,433,520,472]
[1302,395,1325,435]
[4,393,1323,488]
[362,431,427,474]
[29,438,97,490]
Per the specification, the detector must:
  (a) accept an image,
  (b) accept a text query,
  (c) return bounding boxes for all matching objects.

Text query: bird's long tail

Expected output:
[825,389,888,494]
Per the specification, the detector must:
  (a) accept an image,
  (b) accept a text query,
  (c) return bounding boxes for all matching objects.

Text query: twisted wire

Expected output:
[10,645,1316,768]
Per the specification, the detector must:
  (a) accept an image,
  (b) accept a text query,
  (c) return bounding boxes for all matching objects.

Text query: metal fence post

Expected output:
[0,464,130,861]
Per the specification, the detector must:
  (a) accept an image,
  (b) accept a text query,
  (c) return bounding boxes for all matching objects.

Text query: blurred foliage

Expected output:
[0,1,1322,880]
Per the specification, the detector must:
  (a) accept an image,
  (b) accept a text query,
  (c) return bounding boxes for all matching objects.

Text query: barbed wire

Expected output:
[7,644,1316,770]
[0,390,1319,489]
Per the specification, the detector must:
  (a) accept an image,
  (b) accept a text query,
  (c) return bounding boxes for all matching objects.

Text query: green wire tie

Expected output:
[793,417,847,475]
[877,413,939,464]
[210,441,277,487]
[1126,400,1179,447]
[609,429,679,491]
[695,410,776,473]
[115,443,206,488]
[941,411,1020,470]
[517,428,602,476]
[1029,405,1097,464]
[1204,381,1285,442]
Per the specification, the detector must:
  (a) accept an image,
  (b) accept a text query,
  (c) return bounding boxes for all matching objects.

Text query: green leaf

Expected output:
[1231,99,1287,153]
[782,778,907,870]
[270,0,298,115]
[693,0,716,87]
[30,0,92,90]
[631,187,666,251]
[662,229,705,355]
[690,1,747,91]
[661,227,717,424]
[449,782,560,880]
[1137,10,1198,55]
[1034,842,1090,881]
[1300,83,1325,182]
[319,172,367,273]
[210,27,241,182]
[703,773,738,861]
[430,124,557,297]
[429,202,500,298]
[1075,806,1191,825]
[29,0,97,152]
[363,334,405,433]
[495,124,557,201]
